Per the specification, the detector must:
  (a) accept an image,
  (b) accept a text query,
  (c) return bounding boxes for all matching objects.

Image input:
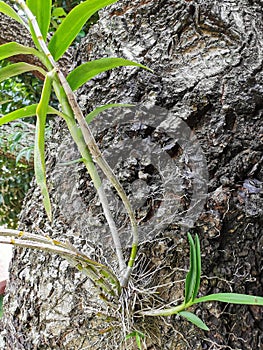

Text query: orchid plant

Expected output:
[0,0,262,345]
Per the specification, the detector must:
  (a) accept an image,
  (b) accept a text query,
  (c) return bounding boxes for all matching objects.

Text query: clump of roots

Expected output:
[84,237,193,349]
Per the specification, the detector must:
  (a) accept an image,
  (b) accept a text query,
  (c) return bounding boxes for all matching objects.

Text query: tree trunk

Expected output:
[1,0,262,349]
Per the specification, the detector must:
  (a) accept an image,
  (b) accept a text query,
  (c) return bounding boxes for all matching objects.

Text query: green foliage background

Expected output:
[0,61,40,227]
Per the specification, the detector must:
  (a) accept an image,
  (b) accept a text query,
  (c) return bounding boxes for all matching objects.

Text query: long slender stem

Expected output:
[55,71,138,285]
[14,0,138,286]
[65,114,126,273]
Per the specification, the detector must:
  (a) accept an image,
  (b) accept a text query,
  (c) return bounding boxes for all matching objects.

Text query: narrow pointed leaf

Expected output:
[48,0,118,61]
[34,72,53,221]
[185,233,197,303]
[125,331,137,340]
[0,62,46,83]
[67,58,151,91]
[193,293,263,305]
[27,0,51,40]
[0,105,62,126]
[0,1,24,25]
[179,311,209,331]
[86,103,134,124]
[0,42,42,61]
[136,333,142,350]
[0,104,38,125]
[192,234,201,300]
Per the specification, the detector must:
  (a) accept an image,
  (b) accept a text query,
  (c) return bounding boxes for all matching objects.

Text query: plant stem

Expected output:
[55,72,138,285]
[52,77,126,274]
[65,114,126,274]
[0,228,121,298]
[140,301,192,317]
[15,0,139,286]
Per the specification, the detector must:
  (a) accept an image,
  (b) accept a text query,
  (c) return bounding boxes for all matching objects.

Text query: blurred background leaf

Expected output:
[0,60,42,228]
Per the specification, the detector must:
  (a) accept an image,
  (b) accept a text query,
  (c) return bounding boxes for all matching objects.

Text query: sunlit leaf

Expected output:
[67,57,151,91]
[0,63,46,83]
[0,104,60,126]
[0,1,24,26]
[179,311,209,331]
[0,42,42,61]
[86,103,134,124]
[48,0,119,61]
[27,0,51,40]
[34,72,53,221]
[193,293,263,305]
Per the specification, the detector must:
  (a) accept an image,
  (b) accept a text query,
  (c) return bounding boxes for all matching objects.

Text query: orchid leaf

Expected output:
[34,72,54,221]
[48,0,118,61]
[67,58,151,91]
[0,104,63,126]
[86,103,134,124]
[179,311,209,331]
[193,293,263,305]
[185,233,197,303]
[27,0,51,40]
[0,1,24,26]
[0,42,43,61]
[192,234,201,300]
[0,62,46,83]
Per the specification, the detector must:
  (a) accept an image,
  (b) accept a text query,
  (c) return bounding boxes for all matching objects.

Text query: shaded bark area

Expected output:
[1,0,262,349]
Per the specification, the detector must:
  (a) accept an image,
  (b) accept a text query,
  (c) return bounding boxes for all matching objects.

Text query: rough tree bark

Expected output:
[0,0,262,349]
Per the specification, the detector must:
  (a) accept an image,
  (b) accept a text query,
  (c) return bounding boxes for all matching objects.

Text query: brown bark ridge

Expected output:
[1,0,263,349]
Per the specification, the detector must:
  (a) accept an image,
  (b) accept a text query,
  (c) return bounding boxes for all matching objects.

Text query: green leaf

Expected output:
[0,104,59,126]
[16,146,34,164]
[0,104,38,125]
[0,62,46,83]
[34,72,54,221]
[52,7,67,18]
[67,57,151,91]
[193,293,263,305]
[179,311,209,331]
[48,0,119,61]
[0,42,42,61]
[86,103,134,124]
[27,0,51,40]
[136,333,142,350]
[125,330,144,350]
[192,234,201,300]
[125,331,137,340]
[185,233,197,303]
[0,1,24,26]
